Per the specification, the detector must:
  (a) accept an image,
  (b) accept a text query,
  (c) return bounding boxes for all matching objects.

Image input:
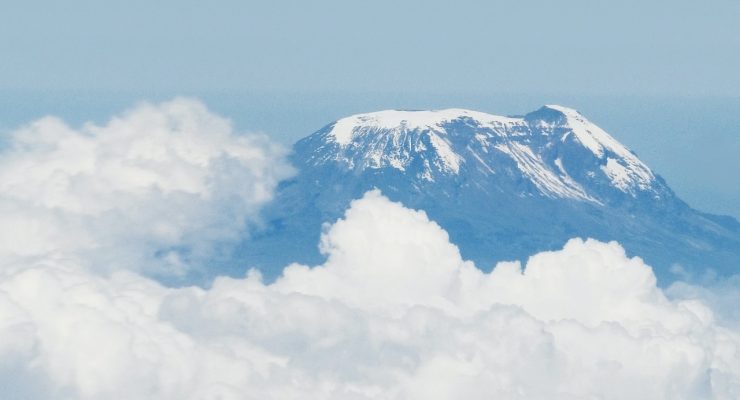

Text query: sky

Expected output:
[0,0,739,217]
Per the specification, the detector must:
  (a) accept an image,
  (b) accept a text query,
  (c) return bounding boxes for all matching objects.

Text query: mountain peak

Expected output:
[302,106,659,201]
[543,104,583,116]
[525,104,582,121]
[526,105,632,158]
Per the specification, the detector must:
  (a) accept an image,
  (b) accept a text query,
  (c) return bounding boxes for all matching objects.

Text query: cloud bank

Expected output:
[0,98,293,279]
[0,101,738,399]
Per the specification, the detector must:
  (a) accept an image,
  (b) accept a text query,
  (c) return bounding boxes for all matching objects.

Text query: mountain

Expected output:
[238,105,740,283]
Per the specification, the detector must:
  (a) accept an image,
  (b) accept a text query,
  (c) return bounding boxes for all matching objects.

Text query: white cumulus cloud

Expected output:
[1,183,739,399]
[0,98,293,279]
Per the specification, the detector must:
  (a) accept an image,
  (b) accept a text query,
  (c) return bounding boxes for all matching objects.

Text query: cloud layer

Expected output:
[0,98,293,279]
[0,101,739,399]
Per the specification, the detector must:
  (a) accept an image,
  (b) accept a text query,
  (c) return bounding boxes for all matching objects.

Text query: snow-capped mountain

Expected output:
[238,106,740,283]
[306,105,661,203]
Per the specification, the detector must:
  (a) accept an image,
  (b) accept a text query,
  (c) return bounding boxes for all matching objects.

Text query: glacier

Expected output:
[236,105,740,283]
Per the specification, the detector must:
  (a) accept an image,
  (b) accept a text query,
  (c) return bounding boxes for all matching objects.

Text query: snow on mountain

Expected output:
[528,105,656,195]
[327,108,521,145]
[308,105,658,203]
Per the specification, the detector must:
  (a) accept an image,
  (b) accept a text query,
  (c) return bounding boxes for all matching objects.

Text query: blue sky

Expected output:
[1,0,739,217]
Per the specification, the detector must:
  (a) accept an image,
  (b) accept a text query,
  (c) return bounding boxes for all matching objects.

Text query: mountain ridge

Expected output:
[305,105,667,205]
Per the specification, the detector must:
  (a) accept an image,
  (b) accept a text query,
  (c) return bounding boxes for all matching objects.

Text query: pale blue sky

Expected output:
[1,0,739,217]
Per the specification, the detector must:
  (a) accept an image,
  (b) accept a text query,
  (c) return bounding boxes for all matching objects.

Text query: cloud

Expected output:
[0,100,737,398]
[0,98,293,279]
[1,184,739,399]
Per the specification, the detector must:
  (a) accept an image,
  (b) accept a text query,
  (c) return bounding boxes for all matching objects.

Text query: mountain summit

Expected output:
[239,106,740,283]
[307,105,661,203]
